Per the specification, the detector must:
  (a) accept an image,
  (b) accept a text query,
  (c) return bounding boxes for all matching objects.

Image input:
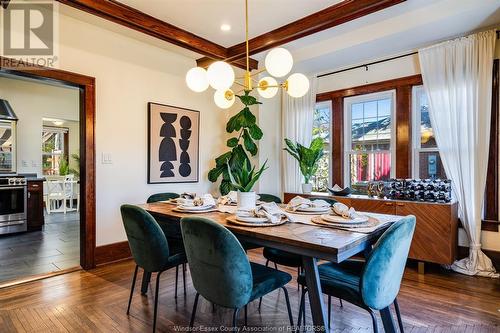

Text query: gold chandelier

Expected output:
[185,0,310,109]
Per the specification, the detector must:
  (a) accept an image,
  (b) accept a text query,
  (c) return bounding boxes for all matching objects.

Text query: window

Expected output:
[42,126,68,175]
[0,120,15,173]
[412,86,446,179]
[344,91,396,194]
[312,101,331,192]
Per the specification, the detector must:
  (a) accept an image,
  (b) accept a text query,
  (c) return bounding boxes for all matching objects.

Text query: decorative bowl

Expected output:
[327,186,352,196]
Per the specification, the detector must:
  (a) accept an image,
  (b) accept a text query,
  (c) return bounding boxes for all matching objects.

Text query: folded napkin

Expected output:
[237,202,291,224]
[217,190,238,205]
[178,194,216,208]
[332,202,362,219]
[286,196,331,211]
[331,184,343,191]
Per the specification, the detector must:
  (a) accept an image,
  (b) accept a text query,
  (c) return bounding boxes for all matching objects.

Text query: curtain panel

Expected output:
[419,29,498,277]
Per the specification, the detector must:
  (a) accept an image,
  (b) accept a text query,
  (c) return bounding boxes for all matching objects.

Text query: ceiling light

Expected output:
[186,67,209,92]
[265,48,294,78]
[220,24,231,32]
[214,89,235,109]
[257,77,278,99]
[207,61,235,90]
[285,73,310,98]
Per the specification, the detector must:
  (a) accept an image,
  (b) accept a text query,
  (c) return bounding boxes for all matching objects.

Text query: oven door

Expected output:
[0,185,27,223]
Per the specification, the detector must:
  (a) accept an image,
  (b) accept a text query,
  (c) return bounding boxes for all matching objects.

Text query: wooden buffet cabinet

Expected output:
[284,192,459,266]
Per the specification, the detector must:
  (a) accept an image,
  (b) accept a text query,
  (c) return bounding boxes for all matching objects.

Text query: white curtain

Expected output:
[281,76,318,193]
[419,30,498,278]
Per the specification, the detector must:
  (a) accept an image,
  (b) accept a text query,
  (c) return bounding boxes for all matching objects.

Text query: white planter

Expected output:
[237,191,257,209]
[302,183,313,194]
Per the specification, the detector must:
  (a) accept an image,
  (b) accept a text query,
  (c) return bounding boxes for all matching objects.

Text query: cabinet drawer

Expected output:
[349,198,396,214]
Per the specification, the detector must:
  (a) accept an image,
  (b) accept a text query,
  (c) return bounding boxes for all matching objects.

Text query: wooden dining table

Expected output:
[140,202,403,333]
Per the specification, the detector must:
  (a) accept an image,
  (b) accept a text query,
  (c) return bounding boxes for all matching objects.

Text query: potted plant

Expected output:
[283,137,324,194]
[227,160,268,209]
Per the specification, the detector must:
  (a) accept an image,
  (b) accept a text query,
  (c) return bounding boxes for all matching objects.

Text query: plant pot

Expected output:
[237,191,257,209]
[302,183,313,194]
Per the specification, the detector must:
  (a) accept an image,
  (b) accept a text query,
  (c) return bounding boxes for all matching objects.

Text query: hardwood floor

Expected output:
[0,250,499,332]
[0,212,79,283]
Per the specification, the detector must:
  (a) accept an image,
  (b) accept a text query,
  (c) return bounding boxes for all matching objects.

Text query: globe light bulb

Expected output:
[214,89,235,109]
[257,77,278,99]
[185,67,209,92]
[286,73,309,98]
[265,48,293,78]
[207,61,235,90]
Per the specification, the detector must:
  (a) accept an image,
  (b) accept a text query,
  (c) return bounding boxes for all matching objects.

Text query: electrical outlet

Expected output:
[101,152,112,164]
[22,160,28,167]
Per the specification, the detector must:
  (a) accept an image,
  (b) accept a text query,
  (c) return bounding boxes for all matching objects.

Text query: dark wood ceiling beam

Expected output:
[196,56,258,71]
[223,0,406,62]
[1,0,11,9]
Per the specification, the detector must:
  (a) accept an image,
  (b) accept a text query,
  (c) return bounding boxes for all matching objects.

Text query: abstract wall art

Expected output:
[148,102,199,184]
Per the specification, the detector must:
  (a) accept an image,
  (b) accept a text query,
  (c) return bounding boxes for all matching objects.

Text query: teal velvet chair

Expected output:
[297,215,416,332]
[180,216,294,328]
[121,204,188,332]
[143,192,186,298]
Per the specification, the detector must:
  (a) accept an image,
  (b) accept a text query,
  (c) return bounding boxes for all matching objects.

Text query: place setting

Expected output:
[226,202,292,227]
[285,196,333,215]
[172,194,218,213]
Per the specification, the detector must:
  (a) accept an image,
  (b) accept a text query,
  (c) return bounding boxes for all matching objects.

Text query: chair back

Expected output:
[308,197,337,206]
[120,204,170,272]
[46,177,64,196]
[180,217,252,309]
[360,215,416,310]
[147,192,180,203]
[258,193,282,204]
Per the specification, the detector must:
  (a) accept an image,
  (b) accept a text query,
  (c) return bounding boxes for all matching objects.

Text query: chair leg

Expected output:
[368,308,379,333]
[274,262,278,270]
[380,307,396,333]
[153,272,162,333]
[127,265,139,315]
[258,296,263,311]
[189,292,200,328]
[175,265,179,299]
[141,271,151,295]
[297,267,300,290]
[265,260,269,267]
[339,298,343,307]
[182,263,187,296]
[393,298,404,333]
[327,295,331,329]
[244,305,248,326]
[232,308,240,330]
[281,287,294,327]
[297,287,307,328]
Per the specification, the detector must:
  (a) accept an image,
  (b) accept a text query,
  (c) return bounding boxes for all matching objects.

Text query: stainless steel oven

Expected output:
[0,176,27,235]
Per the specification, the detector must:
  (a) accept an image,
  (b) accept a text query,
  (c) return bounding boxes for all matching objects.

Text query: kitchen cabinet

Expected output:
[27,179,44,231]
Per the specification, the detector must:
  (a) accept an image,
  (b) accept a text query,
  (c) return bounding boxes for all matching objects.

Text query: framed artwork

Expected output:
[148,102,200,184]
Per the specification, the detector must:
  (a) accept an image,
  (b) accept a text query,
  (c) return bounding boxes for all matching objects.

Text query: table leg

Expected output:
[380,307,396,333]
[302,256,328,332]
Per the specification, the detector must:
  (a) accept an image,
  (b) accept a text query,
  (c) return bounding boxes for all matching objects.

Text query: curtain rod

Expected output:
[317,51,418,79]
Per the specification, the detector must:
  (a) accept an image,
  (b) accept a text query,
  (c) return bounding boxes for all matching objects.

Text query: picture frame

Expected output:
[147,102,200,184]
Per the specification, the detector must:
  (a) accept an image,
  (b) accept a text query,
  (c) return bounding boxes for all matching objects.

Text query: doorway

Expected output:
[0,58,96,281]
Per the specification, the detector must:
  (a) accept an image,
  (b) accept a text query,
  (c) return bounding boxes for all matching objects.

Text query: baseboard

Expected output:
[458,246,500,270]
[95,241,132,266]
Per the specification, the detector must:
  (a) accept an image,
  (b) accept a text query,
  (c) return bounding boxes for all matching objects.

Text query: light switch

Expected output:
[101,152,113,164]
[22,160,28,167]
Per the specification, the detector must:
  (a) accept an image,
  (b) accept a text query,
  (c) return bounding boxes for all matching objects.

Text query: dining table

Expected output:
[140,202,404,333]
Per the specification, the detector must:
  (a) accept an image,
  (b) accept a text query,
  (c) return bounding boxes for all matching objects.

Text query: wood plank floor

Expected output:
[0,250,499,332]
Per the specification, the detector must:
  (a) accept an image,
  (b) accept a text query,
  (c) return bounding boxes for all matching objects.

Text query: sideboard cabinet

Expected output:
[283,192,458,265]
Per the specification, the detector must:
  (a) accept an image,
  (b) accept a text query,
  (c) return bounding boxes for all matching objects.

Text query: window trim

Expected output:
[343,90,396,187]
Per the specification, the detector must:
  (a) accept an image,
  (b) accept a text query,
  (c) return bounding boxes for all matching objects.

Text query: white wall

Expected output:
[0,77,79,175]
[2,6,228,246]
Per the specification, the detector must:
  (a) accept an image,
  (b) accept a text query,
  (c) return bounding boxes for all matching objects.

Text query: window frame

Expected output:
[312,100,332,191]
[343,90,397,187]
[42,126,68,175]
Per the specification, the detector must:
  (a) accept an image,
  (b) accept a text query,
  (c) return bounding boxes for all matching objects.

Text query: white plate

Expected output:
[297,206,331,212]
[235,215,268,223]
[176,205,215,211]
[320,214,369,224]
[227,216,288,227]
[311,216,373,228]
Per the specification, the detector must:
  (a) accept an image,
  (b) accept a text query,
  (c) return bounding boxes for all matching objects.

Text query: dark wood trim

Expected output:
[331,97,344,187]
[224,0,405,62]
[56,0,257,70]
[485,59,499,221]
[481,220,500,232]
[458,246,500,270]
[317,74,423,101]
[196,56,259,71]
[395,85,412,178]
[0,56,97,270]
[95,241,132,266]
[1,0,10,9]
[319,75,422,185]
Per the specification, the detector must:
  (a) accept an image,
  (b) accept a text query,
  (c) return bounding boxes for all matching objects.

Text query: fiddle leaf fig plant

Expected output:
[208,90,264,195]
[284,137,325,184]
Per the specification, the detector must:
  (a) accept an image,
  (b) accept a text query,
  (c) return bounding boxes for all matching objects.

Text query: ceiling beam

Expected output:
[221,0,406,63]
[196,56,258,71]
[56,0,258,70]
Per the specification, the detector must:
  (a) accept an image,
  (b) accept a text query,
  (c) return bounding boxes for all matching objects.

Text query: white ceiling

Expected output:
[114,0,342,47]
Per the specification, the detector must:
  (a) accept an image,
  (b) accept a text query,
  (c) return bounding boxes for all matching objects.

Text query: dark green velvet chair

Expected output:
[143,192,186,298]
[180,216,294,328]
[120,204,188,332]
[257,193,282,204]
[297,215,416,332]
